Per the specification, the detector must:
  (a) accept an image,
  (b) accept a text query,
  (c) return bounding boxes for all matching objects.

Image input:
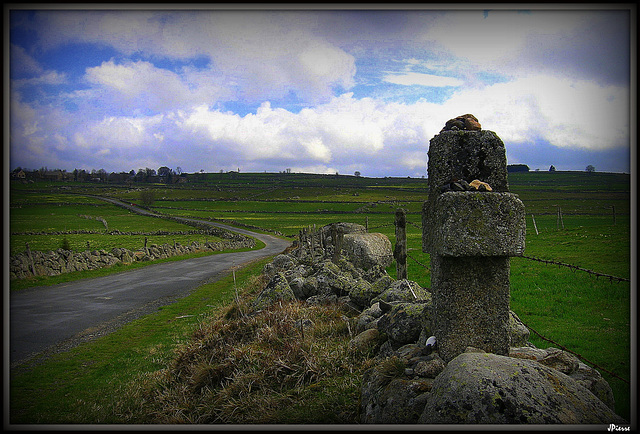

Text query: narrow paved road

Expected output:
[10,199,291,366]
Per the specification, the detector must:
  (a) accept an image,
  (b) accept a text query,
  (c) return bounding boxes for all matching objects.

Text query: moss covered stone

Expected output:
[419,352,627,424]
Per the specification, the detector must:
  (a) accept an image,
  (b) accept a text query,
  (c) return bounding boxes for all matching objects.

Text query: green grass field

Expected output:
[8,171,632,423]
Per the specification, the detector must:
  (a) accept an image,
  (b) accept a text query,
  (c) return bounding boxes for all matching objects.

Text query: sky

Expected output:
[6,5,634,177]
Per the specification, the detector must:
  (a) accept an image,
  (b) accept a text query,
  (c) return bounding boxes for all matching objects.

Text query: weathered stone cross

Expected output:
[422,115,526,363]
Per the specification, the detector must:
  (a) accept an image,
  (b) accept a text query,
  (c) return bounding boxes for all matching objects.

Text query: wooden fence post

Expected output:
[611,205,616,225]
[332,227,343,264]
[556,206,564,230]
[394,208,407,280]
[310,227,316,260]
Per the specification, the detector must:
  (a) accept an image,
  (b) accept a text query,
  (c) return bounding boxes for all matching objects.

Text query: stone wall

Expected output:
[254,231,624,425]
[9,237,255,280]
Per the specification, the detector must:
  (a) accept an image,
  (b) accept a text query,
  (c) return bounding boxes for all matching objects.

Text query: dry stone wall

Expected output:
[10,236,255,280]
[255,234,624,424]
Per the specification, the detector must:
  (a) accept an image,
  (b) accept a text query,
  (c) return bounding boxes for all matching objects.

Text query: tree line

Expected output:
[11,166,187,184]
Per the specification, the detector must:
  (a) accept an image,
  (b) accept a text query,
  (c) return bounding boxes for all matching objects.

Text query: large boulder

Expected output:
[350,274,394,309]
[418,352,627,424]
[342,233,393,270]
[262,254,298,278]
[254,272,296,309]
[360,357,432,424]
[372,279,431,304]
[320,222,367,240]
[377,302,432,348]
[313,260,356,296]
[508,311,530,347]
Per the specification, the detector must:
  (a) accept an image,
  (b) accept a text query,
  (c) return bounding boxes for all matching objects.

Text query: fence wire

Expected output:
[383,212,630,386]
[519,255,630,283]
[294,213,629,386]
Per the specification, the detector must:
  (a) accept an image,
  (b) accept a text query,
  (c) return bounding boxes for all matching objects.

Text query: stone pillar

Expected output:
[422,122,525,363]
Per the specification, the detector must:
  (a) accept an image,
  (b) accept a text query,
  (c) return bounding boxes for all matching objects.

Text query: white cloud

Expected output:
[10,10,629,175]
[85,114,166,149]
[422,10,630,86]
[11,44,68,88]
[441,75,629,151]
[34,11,357,105]
[383,72,463,87]
[84,59,221,112]
[10,44,44,76]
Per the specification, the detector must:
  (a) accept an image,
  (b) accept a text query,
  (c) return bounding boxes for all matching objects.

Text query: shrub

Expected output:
[60,237,71,250]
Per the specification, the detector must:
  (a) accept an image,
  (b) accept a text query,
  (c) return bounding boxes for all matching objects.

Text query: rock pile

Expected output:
[254,224,625,425]
[440,113,482,132]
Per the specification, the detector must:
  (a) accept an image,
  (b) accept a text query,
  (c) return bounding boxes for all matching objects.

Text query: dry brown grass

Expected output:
[126,273,377,424]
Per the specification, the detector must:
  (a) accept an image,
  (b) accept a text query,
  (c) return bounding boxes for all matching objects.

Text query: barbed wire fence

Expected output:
[390,213,630,386]
[293,209,630,386]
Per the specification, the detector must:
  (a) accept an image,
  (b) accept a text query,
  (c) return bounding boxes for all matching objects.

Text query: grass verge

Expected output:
[9,256,271,424]
[9,254,377,425]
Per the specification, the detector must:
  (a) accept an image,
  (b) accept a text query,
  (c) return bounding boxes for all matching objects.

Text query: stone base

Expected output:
[431,255,511,363]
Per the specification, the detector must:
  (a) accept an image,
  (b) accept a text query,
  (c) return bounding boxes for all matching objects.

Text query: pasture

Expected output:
[8,170,632,422]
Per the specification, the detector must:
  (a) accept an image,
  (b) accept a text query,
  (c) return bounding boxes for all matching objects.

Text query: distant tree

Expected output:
[176,166,183,175]
[145,167,156,181]
[158,166,172,177]
[140,190,155,207]
[586,165,595,173]
[354,171,361,177]
[507,164,530,173]
[549,165,556,172]
[135,169,146,182]
[158,166,174,183]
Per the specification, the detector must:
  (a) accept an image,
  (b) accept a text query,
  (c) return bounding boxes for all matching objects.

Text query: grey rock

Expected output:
[342,233,393,270]
[509,310,530,347]
[427,192,526,257]
[349,328,382,353]
[362,302,384,319]
[347,278,376,309]
[569,362,616,411]
[377,302,432,348]
[430,255,511,363]
[355,313,379,334]
[419,352,627,424]
[314,261,355,296]
[509,346,548,361]
[253,272,296,309]
[360,358,432,424]
[372,279,431,304]
[413,354,446,379]
[538,348,580,375]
